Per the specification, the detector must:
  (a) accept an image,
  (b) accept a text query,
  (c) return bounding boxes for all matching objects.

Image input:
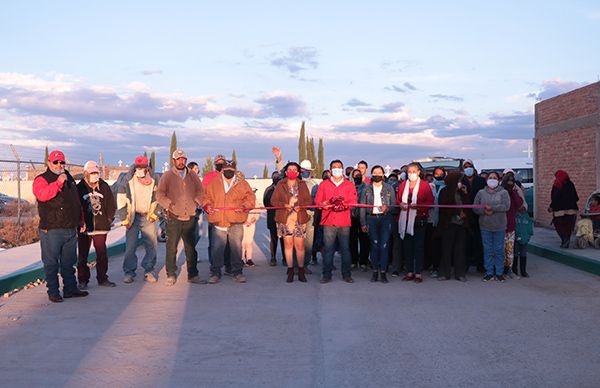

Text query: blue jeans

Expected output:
[39,228,78,296]
[481,229,505,276]
[123,213,157,277]
[367,215,393,271]
[322,226,351,278]
[210,223,243,277]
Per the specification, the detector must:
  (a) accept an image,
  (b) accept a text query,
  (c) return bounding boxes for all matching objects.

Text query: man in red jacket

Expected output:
[315,160,358,283]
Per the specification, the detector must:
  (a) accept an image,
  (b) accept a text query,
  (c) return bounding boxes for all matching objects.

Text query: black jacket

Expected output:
[35,169,82,230]
[550,181,579,212]
[263,183,277,230]
[77,178,116,233]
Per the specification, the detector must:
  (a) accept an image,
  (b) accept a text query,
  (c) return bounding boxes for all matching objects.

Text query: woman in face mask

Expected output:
[350,169,370,271]
[473,172,511,282]
[397,163,435,283]
[501,174,523,278]
[270,162,312,282]
[437,171,470,281]
[359,165,395,282]
[548,170,579,248]
[76,161,117,289]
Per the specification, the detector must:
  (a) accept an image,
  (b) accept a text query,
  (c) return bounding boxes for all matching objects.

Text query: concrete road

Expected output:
[1,216,599,388]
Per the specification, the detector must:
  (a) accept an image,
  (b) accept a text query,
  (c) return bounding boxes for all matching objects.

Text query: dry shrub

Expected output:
[0,201,36,217]
[0,216,40,247]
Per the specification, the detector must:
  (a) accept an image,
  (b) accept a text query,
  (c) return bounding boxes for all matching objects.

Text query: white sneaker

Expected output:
[123,274,134,284]
[144,272,157,283]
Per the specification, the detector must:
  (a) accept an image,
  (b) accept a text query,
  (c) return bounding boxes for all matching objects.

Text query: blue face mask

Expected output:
[435,179,445,186]
[301,171,310,179]
[331,168,344,178]
[464,167,474,177]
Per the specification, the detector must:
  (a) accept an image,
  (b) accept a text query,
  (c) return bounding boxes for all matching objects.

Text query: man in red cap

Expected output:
[32,150,88,302]
[116,155,161,284]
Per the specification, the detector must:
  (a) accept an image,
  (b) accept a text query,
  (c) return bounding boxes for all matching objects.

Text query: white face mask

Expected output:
[487,179,499,189]
[408,173,419,182]
[89,174,100,183]
[331,168,344,178]
[135,169,146,178]
[457,182,463,190]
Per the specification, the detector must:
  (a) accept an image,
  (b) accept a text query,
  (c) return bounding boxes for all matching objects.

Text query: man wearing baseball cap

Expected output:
[157,149,205,286]
[203,159,256,284]
[76,160,117,289]
[32,150,88,302]
[116,155,161,284]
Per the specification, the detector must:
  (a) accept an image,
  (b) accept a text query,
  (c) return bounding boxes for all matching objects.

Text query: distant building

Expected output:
[534,81,600,226]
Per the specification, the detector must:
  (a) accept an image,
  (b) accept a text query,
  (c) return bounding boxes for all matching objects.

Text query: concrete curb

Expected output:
[528,242,600,276]
[0,240,133,295]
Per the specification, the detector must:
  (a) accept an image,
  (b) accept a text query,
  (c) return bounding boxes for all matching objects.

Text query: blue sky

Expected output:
[1,0,599,174]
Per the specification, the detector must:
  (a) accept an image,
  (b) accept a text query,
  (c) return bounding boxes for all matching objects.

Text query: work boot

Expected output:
[298,267,307,282]
[286,268,294,283]
[370,271,379,282]
[380,272,388,283]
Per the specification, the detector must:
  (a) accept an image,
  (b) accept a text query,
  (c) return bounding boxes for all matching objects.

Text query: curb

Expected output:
[528,242,600,276]
[0,240,134,295]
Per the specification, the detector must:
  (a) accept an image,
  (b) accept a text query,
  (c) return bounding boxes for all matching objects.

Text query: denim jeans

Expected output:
[322,226,351,278]
[367,215,393,271]
[481,229,505,276]
[39,228,78,296]
[402,220,426,275]
[123,213,157,277]
[210,223,244,277]
[165,216,198,279]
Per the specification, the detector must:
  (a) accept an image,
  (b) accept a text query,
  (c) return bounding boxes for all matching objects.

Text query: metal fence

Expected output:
[0,145,84,248]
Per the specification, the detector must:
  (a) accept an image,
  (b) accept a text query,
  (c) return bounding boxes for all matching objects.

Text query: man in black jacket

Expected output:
[461,159,487,273]
[76,160,117,289]
[32,150,88,303]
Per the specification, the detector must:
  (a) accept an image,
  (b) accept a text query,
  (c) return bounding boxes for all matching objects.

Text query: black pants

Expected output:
[440,224,467,279]
[466,218,484,269]
[403,220,426,274]
[268,226,286,263]
[424,223,442,271]
[165,216,198,279]
[389,217,403,272]
[350,216,370,266]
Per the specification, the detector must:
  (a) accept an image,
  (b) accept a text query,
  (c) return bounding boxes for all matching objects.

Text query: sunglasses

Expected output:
[52,161,66,165]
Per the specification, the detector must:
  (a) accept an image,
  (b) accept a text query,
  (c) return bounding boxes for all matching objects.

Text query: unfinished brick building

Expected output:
[534,81,600,226]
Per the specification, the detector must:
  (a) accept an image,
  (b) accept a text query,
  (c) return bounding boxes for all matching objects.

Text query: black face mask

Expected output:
[354,176,363,185]
[215,163,224,172]
[371,175,383,183]
[434,175,444,181]
[223,170,235,179]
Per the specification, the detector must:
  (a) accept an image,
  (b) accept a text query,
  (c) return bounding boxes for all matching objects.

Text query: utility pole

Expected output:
[9,144,22,245]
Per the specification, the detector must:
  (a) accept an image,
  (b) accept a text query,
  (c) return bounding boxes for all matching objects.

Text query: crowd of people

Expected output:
[32,148,583,303]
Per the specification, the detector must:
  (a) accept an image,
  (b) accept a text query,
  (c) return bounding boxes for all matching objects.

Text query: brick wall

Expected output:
[534,82,600,226]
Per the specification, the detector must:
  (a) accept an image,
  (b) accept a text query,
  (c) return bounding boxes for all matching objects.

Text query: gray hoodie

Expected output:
[473,186,510,232]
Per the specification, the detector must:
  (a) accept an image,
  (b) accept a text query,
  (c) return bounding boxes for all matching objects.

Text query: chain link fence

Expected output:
[0,145,85,249]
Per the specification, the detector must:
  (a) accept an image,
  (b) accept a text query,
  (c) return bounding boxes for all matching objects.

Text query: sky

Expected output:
[1,0,599,175]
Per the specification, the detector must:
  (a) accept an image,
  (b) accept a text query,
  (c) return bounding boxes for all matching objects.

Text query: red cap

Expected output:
[48,150,65,162]
[134,156,148,167]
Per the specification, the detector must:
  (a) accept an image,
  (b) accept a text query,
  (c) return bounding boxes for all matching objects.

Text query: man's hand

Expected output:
[380,205,388,213]
[203,205,215,214]
[79,224,86,233]
[361,225,368,233]
[57,173,67,184]
[272,146,282,162]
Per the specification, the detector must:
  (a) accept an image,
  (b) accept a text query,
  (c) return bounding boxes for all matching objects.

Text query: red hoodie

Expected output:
[314,178,358,227]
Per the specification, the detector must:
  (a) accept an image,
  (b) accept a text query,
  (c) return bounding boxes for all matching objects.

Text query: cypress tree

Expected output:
[150,151,156,173]
[232,149,237,164]
[201,157,213,176]
[44,146,49,164]
[317,138,324,177]
[298,121,306,162]
[262,164,269,178]
[169,131,177,168]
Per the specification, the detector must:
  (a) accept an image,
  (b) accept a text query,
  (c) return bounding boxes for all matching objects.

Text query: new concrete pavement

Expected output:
[1,216,599,388]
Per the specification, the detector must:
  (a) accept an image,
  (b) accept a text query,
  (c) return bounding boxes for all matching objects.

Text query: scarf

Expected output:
[553,170,569,189]
[399,178,420,239]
